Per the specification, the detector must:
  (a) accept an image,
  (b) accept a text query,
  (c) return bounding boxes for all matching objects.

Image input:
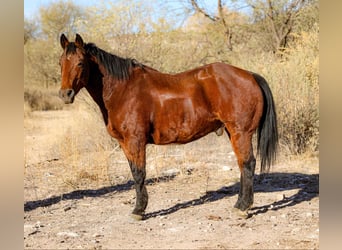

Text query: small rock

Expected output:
[24,224,34,229]
[308,233,318,239]
[207,215,223,221]
[57,232,79,237]
[92,233,104,238]
[117,176,126,182]
[222,165,232,171]
[35,221,42,228]
[161,168,180,177]
[186,167,194,175]
[64,206,72,212]
[168,227,178,232]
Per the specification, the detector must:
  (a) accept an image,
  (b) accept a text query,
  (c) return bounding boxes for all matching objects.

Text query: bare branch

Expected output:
[217,0,233,50]
[187,0,233,50]
[256,0,307,51]
[190,0,219,21]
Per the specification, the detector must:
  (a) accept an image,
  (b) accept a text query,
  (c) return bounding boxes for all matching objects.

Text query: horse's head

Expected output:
[59,33,89,104]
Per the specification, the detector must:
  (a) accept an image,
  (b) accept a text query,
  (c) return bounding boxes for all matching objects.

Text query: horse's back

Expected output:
[187,62,263,110]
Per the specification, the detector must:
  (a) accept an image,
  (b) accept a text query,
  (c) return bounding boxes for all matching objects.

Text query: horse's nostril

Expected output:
[67,89,75,97]
[59,89,75,104]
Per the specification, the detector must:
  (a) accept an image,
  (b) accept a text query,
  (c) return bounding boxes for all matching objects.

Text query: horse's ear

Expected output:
[75,33,84,47]
[60,34,69,49]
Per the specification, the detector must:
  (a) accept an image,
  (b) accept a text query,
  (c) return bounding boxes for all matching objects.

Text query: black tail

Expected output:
[252,73,279,173]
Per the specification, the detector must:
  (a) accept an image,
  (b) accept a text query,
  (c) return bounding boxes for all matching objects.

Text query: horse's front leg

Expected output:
[120,138,148,220]
[129,160,148,220]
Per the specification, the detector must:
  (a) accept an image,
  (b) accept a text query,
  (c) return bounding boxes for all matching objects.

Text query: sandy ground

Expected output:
[24,110,319,249]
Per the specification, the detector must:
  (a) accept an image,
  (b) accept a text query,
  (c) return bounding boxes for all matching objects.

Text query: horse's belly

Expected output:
[151,117,222,145]
[150,94,222,144]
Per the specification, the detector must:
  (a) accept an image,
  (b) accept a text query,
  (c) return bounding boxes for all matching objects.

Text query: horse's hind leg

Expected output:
[228,130,256,217]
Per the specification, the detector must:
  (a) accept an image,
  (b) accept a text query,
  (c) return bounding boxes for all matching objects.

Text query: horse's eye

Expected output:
[77,62,84,68]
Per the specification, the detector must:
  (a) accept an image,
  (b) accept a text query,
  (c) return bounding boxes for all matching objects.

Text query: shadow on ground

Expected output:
[24,172,318,219]
[24,176,176,212]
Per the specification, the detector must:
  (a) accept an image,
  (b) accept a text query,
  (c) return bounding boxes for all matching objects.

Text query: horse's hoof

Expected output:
[232,207,250,219]
[131,213,144,221]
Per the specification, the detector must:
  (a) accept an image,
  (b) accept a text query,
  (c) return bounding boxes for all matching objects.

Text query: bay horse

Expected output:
[59,34,278,220]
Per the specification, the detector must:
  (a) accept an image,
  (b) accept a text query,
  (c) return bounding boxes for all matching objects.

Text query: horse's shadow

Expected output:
[24,172,318,219]
[145,172,318,219]
[24,176,176,212]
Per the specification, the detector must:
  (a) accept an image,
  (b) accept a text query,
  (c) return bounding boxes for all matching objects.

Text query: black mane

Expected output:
[84,43,140,80]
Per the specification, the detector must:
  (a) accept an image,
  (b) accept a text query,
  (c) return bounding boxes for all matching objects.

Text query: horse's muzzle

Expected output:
[59,89,75,104]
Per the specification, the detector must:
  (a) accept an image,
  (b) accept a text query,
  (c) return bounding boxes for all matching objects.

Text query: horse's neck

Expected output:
[85,65,109,125]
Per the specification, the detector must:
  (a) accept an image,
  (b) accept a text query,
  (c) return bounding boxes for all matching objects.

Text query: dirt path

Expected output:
[24,110,319,249]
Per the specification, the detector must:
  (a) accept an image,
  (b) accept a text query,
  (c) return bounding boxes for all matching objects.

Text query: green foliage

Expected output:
[24,0,319,156]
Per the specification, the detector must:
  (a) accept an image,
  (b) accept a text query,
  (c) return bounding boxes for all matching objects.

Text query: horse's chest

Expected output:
[106,121,122,141]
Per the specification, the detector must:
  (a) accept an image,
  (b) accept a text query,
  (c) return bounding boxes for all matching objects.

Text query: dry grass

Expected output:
[24,90,117,195]
[273,28,319,155]
[53,94,118,190]
[233,26,319,155]
[24,86,64,112]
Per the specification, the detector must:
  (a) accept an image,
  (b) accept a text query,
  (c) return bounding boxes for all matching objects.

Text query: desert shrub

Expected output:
[54,91,119,188]
[276,26,319,154]
[24,87,64,111]
[235,26,319,155]
[58,90,118,154]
